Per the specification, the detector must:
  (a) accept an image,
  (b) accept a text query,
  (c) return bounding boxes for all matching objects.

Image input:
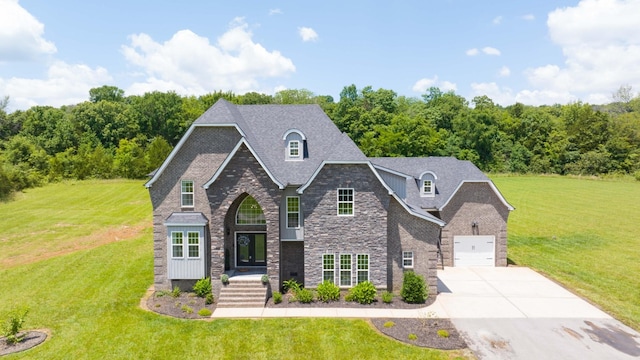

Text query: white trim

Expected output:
[337,188,355,216]
[297,161,394,195]
[372,164,412,179]
[322,253,336,284]
[170,231,184,259]
[145,124,245,188]
[282,128,307,140]
[285,196,300,229]
[287,140,301,159]
[181,180,194,208]
[203,138,285,190]
[438,180,515,211]
[421,179,435,197]
[186,231,201,259]
[402,251,414,269]
[418,170,438,180]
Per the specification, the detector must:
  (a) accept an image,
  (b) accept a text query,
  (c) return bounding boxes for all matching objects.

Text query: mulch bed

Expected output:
[0,331,48,356]
[147,292,215,319]
[371,318,466,350]
[265,290,435,309]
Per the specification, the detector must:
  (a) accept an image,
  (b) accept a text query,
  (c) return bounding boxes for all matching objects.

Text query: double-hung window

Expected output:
[181,180,194,207]
[323,254,335,283]
[422,180,433,195]
[171,232,184,258]
[337,188,354,216]
[289,140,300,158]
[286,196,300,228]
[403,251,414,268]
[339,254,352,287]
[356,254,369,283]
[187,232,200,258]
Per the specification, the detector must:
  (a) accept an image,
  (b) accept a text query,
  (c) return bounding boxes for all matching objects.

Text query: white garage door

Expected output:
[454,235,495,266]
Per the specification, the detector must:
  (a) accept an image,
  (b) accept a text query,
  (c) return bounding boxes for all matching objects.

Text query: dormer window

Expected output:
[289,140,300,158]
[283,129,306,161]
[419,171,437,197]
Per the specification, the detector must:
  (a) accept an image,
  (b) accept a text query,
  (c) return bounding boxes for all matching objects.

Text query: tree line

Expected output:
[1,84,640,199]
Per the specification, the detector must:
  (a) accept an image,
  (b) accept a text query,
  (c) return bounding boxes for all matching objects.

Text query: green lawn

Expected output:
[0,180,457,360]
[492,175,640,330]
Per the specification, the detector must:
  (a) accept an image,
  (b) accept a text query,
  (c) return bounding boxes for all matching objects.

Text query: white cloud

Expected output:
[121,18,295,96]
[498,66,511,77]
[470,82,514,105]
[482,47,501,56]
[466,48,479,56]
[522,14,535,21]
[523,0,640,104]
[0,61,112,110]
[412,76,457,93]
[269,8,282,15]
[492,16,503,25]
[298,27,318,42]
[0,0,56,61]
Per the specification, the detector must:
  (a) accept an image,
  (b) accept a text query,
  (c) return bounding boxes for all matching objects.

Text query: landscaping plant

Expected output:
[272,291,283,304]
[282,278,302,293]
[316,280,340,302]
[345,281,377,304]
[381,290,393,304]
[401,271,427,304]
[193,277,212,298]
[2,306,29,345]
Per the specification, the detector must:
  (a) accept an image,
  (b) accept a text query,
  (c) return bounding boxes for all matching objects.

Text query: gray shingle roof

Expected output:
[164,212,208,226]
[370,157,490,210]
[194,99,366,185]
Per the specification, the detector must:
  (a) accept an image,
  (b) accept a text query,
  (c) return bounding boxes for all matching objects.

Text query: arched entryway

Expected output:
[225,194,268,270]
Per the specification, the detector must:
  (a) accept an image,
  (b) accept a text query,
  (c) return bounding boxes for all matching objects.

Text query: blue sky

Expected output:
[1,0,639,111]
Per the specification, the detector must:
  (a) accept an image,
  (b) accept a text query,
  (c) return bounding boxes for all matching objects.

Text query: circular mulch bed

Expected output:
[371,318,466,350]
[0,330,48,356]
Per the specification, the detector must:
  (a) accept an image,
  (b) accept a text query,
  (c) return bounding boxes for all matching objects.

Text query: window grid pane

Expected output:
[289,141,299,157]
[181,180,194,207]
[172,232,183,258]
[236,196,266,224]
[423,180,432,194]
[337,188,354,216]
[403,251,413,268]
[187,232,199,258]
[286,197,300,228]
[323,254,335,283]
[357,254,369,283]
[340,254,352,287]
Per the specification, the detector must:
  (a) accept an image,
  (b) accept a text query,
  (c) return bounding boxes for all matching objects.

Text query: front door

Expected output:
[236,233,266,267]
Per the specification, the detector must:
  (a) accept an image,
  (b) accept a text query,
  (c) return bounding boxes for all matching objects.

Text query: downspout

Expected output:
[437,227,444,270]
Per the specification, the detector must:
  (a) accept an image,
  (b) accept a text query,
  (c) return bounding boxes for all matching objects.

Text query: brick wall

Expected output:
[439,182,510,266]
[301,164,390,288]
[387,197,441,295]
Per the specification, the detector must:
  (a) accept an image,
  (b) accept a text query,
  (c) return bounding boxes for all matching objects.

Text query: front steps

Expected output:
[217,277,268,308]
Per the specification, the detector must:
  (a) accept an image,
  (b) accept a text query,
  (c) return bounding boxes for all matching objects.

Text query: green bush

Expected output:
[401,271,427,304]
[2,306,29,345]
[295,288,314,304]
[171,286,181,298]
[383,321,395,328]
[381,290,393,304]
[261,274,269,284]
[193,277,212,298]
[316,280,340,302]
[272,291,283,304]
[345,281,377,305]
[282,279,302,293]
[198,308,212,317]
[437,329,450,338]
[181,305,193,314]
[220,274,229,284]
[408,333,418,341]
[205,293,214,305]
[634,170,640,181]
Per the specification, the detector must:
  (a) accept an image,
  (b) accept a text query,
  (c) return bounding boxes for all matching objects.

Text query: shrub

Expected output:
[295,288,314,304]
[282,279,301,293]
[171,286,181,298]
[437,329,450,338]
[198,308,212,317]
[381,291,393,304]
[316,280,340,302]
[2,306,29,345]
[634,170,640,181]
[205,293,214,305]
[220,274,229,284]
[408,333,418,341]
[193,277,212,298]
[181,305,193,314]
[155,290,171,297]
[383,321,395,328]
[401,271,427,304]
[261,274,269,284]
[345,281,377,305]
[272,291,283,304]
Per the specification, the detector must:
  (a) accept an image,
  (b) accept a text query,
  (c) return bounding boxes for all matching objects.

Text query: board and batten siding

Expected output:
[377,170,407,199]
[280,187,304,241]
[167,225,206,279]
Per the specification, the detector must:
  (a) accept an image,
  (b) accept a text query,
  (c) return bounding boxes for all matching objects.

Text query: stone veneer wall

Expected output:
[387,198,441,295]
[149,127,241,291]
[281,242,305,286]
[301,164,390,288]
[206,144,281,298]
[439,182,510,266]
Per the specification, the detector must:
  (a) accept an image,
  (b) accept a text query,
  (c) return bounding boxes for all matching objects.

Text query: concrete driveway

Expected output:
[436,266,640,359]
